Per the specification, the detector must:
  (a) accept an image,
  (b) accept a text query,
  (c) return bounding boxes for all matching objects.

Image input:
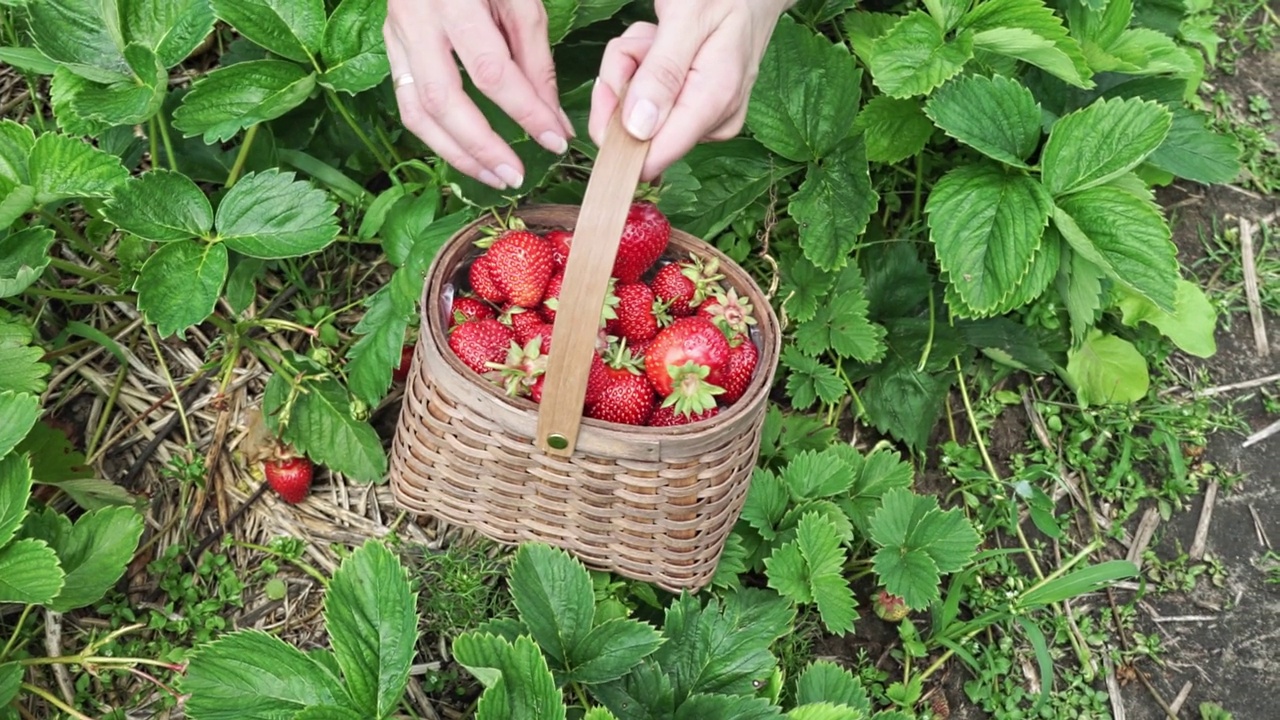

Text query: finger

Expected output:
[620,14,705,141]
[589,24,658,146]
[703,103,748,142]
[497,0,574,138]
[384,24,505,189]
[442,2,569,157]
[640,51,744,180]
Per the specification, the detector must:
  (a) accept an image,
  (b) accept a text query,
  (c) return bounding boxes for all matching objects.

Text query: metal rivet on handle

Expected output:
[546,434,569,450]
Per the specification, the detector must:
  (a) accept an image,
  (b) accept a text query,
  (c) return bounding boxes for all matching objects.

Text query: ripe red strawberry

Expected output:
[613,201,670,283]
[644,316,730,416]
[587,350,655,426]
[540,272,564,323]
[614,282,668,343]
[530,375,546,403]
[649,405,719,427]
[697,287,756,339]
[469,254,506,304]
[651,255,723,317]
[392,344,414,383]
[448,318,515,374]
[584,352,609,406]
[264,456,313,504]
[502,305,545,345]
[547,229,574,270]
[629,337,653,359]
[718,337,758,405]
[485,229,554,307]
[484,336,549,398]
[544,277,619,329]
[451,296,495,326]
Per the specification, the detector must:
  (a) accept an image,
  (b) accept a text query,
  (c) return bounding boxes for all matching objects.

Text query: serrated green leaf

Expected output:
[670,140,799,241]
[0,327,49,396]
[872,544,941,609]
[346,283,410,407]
[320,0,389,94]
[927,163,1052,315]
[1096,28,1195,76]
[676,694,785,720]
[69,43,167,126]
[48,67,113,137]
[0,392,38,465]
[292,706,364,720]
[28,133,129,204]
[793,266,886,362]
[853,96,934,165]
[971,28,1089,88]
[1057,248,1105,345]
[1147,108,1240,184]
[925,75,1041,167]
[325,540,418,717]
[180,629,345,719]
[788,701,865,720]
[804,567,856,635]
[747,16,862,161]
[0,662,19,706]
[209,0,324,63]
[791,142,879,272]
[959,0,1093,87]
[173,60,316,143]
[1066,330,1149,405]
[1042,98,1171,196]
[583,709,620,720]
[119,0,216,68]
[868,489,979,608]
[782,450,854,501]
[215,169,338,258]
[135,241,228,337]
[545,0,577,44]
[18,422,134,511]
[0,121,34,185]
[0,185,34,230]
[841,447,914,536]
[742,469,789,540]
[795,661,871,712]
[1066,0,1132,49]
[262,370,387,482]
[568,618,664,684]
[26,0,130,84]
[453,633,567,720]
[21,505,143,611]
[104,170,213,242]
[505,543,594,670]
[0,227,55,299]
[867,12,974,98]
[1117,279,1216,358]
[781,345,846,410]
[0,538,63,604]
[768,513,856,634]
[572,0,628,30]
[0,452,33,548]
[780,255,835,324]
[0,47,59,75]
[1054,187,1177,312]
[794,0,859,24]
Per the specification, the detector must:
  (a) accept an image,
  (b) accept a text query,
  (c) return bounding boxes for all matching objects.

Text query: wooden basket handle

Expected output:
[535,105,650,456]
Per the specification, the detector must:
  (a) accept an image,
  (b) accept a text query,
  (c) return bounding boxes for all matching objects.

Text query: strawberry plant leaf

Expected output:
[262,369,388,482]
[869,488,980,609]
[795,660,871,712]
[1057,250,1106,345]
[793,0,858,24]
[844,11,903,63]
[0,663,19,707]
[324,540,418,718]
[173,60,317,143]
[765,540,811,603]
[0,538,64,604]
[853,96,934,165]
[747,16,862,162]
[583,709,620,720]
[926,162,1052,316]
[793,263,886,361]
[787,702,865,719]
[1041,97,1171,196]
[572,0,628,30]
[567,618,664,685]
[135,241,228,337]
[921,0,969,29]
[1053,186,1177,312]
[669,139,798,241]
[215,169,339,258]
[104,170,213,243]
[959,0,1092,88]
[1146,108,1241,184]
[866,12,974,98]
[779,255,834,324]
[782,450,854,501]
[781,345,846,410]
[0,322,50,395]
[0,452,33,548]
[675,694,784,720]
[1065,329,1149,405]
[28,132,129,204]
[70,43,167,126]
[790,141,878,272]
[0,186,34,230]
[320,0,389,94]
[593,659,677,718]
[767,513,856,634]
[208,0,325,64]
[17,422,135,511]
[48,68,114,137]
[453,633,567,720]
[0,120,34,185]
[0,227,55,298]
[26,0,131,84]
[0,47,59,75]
[119,0,217,68]
[861,361,949,450]
[924,74,1042,168]
[21,505,143,611]
[741,469,789,541]
[345,278,411,407]
[292,707,365,720]
[1065,0,1132,49]
[545,0,577,44]
[1097,29,1196,76]
[507,543,594,670]
[180,629,349,719]
[840,446,914,536]
[1117,279,1217,358]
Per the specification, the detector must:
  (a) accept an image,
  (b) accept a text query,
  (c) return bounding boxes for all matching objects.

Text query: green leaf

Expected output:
[780,255,835,324]
[119,0,217,68]
[1042,98,1171,196]
[26,0,130,84]
[104,170,213,242]
[262,371,388,482]
[793,265,887,362]
[48,68,113,137]
[0,120,34,185]
[583,709,620,720]
[747,16,862,161]
[783,450,855,501]
[215,169,339,258]
[572,0,628,31]
[676,694,785,720]
[741,469,788,540]
[1054,187,1177,312]
[292,707,364,720]
[1017,560,1137,608]
[21,506,143,611]
[841,446,915,536]
[135,241,228,337]
[0,538,64,604]
[453,633,567,720]
[18,422,134,511]
[671,145,799,243]
[69,43,167,126]
[1097,28,1196,76]
[1065,330,1149,405]
[0,324,49,396]
[766,513,856,634]
[0,47,59,75]
[1066,0,1132,49]
[28,133,129,204]
[568,618,664,685]
[0,662,19,706]
[959,0,1092,87]
[866,12,974,98]
[325,540,418,717]
[507,543,594,669]
[173,60,315,143]
[971,28,1089,88]
[0,227,55,299]
[795,661,871,712]
[1117,279,1216,358]
[208,0,325,63]
[781,345,846,410]
[844,12,901,64]
[860,362,948,450]
[1056,248,1104,345]
[0,186,34,230]
[0,452,33,548]
[926,163,1052,315]
[853,96,934,165]
[794,0,859,24]
[869,488,980,608]
[790,142,879,272]
[180,629,346,719]
[320,0,389,94]
[0,391,40,461]
[924,74,1042,167]
[1146,108,1240,184]
[788,703,865,720]
[545,0,577,44]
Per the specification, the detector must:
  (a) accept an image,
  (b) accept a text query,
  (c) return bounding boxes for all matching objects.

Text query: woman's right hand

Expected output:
[383,0,575,190]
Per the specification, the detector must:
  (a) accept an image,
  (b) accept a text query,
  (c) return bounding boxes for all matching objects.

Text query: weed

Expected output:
[412,542,512,639]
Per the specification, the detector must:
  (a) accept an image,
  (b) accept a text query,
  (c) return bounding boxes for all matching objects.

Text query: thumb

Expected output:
[620,21,702,141]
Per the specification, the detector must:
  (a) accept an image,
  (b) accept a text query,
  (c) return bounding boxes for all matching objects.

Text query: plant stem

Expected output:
[19,683,93,720]
[231,541,329,586]
[156,112,179,172]
[226,124,260,188]
[0,605,34,662]
[148,117,161,171]
[918,289,936,372]
[24,287,132,304]
[571,682,591,710]
[19,655,178,670]
[145,325,194,447]
[325,88,393,175]
[87,365,129,458]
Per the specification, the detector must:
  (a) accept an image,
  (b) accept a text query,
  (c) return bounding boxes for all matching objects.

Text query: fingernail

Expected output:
[478,169,506,190]
[539,131,569,155]
[494,164,523,188]
[625,99,658,140]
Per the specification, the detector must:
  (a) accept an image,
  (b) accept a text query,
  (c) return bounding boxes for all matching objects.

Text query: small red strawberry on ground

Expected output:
[469,254,506,304]
[718,336,759,405]
[480,225,554,307]
[873,589,909,622]
[264,456,313,504]
[484,336,549,398]
[392,344,414,383]
[547,229,573,270]
[649,404,719,427]
[613,200,671,283]
[644,316,730,416]
[448,318,515,374]
[451,296,495,326]
[614,282,668,343]
[651,255,723,317]
[697,286,757,339]
[587,345,655,425]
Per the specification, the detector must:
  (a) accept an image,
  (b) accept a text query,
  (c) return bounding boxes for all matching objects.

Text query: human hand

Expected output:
[589,0,794,181]
[383,0,575,190]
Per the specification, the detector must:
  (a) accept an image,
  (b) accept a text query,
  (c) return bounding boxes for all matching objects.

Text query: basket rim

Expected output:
[419,203,782,441]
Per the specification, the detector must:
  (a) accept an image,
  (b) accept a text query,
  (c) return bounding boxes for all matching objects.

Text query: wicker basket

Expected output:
[388,119,780,592]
